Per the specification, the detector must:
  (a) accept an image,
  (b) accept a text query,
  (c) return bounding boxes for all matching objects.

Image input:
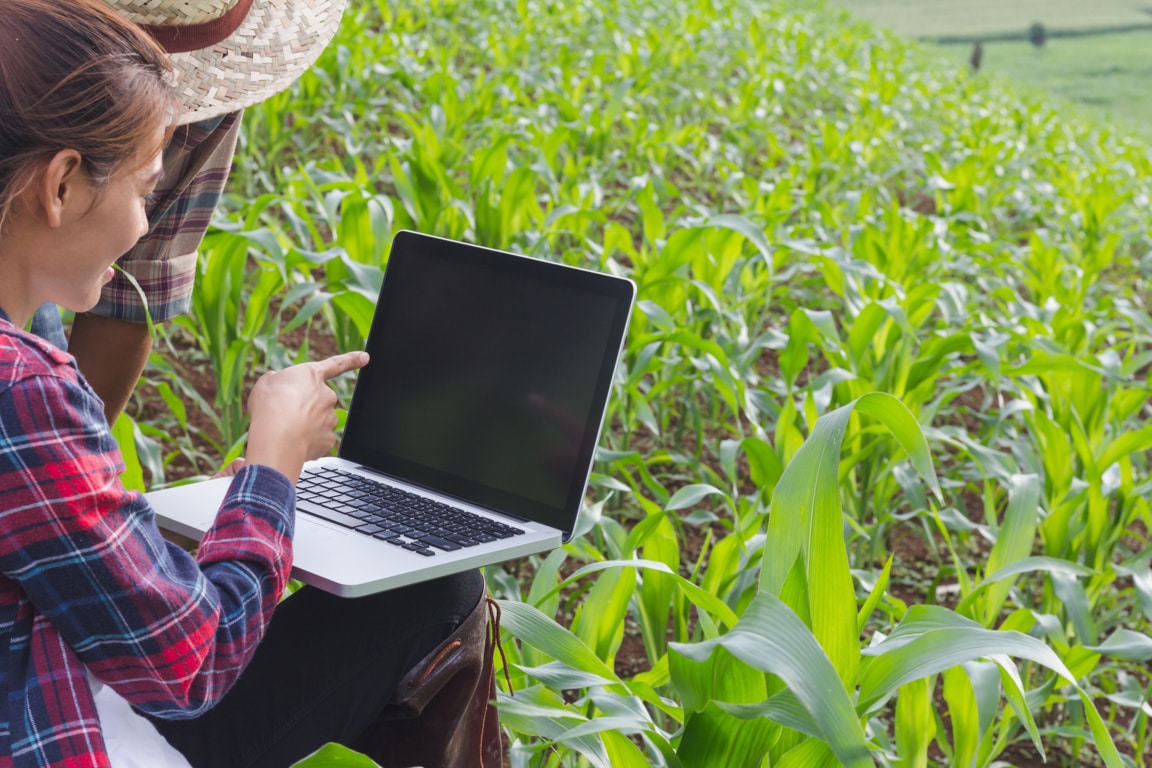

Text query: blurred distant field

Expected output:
[946,30,1152,140]
[830,0,1152,140]
[831,0,1152,39]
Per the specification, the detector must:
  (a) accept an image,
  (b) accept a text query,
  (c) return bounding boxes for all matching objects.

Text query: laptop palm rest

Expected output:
[147,466,562,598]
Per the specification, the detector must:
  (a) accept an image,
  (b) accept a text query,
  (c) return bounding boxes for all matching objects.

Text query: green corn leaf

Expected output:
[1029,408,1074,500]
[1086,628,1152,661]
[992,656,1045,760]
[857,555,894,634]
[846,303,888,368]
[774,738,839,768]
[760,401,855,681]
[498,600,620,683]
[1131,565,1152,624]
[779,311,814,390]
[621,510,672,555]
[801,309,843,350]
[526,548,568,618]
[572,564,634,661]
[155,381,187,430]
[774,398,805,465]
[670,644,768,714]
[636,300,678,334]
[498,686,613,768]
[879,603,978,642]
[1051,569,1098,646]
[860,625,1073,710]
[290,743,380,767]
[111,412,145,493]
[218,339,251,405]
[603,728,658,768]
[699,533,746,606]
[714,690,821,740]
[761,392,938,691]
[1079,691,1127,768]
[955,557,1095,618]
[852,394,940,497]
[558,714,653,741]
[239,266,284,340]
[637,184,666,245]
[741,436,784,493]
[280,291,334,337]
[976,474,1040,626]
[537,559,739,629]
[1008,350,1101,378]
[633,652,671,690]
[1095,423,1152,471]
[942,666,979,768]
[497,686,587,725]
[966,660,1004,767]
[894,677,935,768]
[857,619,1125,765]
[672,592,872,768]
[676,702,780,768]
[666,483,728,511]
[637,514,679,659]
[1062,645,1102,680]
[111,265,155,336]
[701,213,773,264]
[516,660,618,689]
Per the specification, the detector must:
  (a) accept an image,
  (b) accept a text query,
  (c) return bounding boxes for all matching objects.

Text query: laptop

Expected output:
[146,230,636,597]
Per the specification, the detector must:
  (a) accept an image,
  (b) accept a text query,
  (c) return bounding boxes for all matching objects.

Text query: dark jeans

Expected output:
[147,569,485,768]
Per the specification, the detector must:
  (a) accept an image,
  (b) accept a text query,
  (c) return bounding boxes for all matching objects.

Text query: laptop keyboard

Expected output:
[294,467,526,557]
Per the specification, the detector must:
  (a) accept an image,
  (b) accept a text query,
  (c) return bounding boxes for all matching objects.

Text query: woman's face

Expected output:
[46,134,164,313]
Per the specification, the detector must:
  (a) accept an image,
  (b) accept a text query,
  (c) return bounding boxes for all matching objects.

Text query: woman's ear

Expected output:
[36,150,85,229]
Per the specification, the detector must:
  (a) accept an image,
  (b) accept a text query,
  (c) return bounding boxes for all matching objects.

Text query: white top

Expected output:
[89,676,193,768]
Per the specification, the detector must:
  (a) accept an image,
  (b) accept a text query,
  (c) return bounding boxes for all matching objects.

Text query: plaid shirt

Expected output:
[0,310,294,768]
[92,112,243,323]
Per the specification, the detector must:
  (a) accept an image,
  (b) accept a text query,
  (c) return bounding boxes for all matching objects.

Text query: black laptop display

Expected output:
[341,231,634,536]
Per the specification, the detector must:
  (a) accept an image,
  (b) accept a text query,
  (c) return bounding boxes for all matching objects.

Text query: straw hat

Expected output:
[103,0,347,124]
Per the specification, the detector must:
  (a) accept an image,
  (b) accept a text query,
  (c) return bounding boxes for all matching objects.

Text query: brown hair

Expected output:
[0,0,175,233]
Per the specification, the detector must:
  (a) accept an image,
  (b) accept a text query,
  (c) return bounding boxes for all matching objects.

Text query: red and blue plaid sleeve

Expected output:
[0,344,294,756]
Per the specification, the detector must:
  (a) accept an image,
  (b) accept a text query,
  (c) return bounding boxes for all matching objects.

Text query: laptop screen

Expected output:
[339,231,635,534]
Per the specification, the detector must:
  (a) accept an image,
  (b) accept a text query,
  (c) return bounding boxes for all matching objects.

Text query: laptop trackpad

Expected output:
[289,516,414,590]
[293,516,351,548]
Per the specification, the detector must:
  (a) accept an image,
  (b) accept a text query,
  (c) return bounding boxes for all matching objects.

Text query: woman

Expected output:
[0,2,483,767]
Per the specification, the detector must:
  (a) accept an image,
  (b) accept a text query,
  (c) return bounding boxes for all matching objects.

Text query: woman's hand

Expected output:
[244,351,369,483]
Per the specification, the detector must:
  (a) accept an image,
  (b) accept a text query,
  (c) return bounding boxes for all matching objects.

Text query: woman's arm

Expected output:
[0,372,293,718]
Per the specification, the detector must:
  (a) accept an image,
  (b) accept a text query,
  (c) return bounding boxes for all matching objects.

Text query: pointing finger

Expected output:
[314,351,370,381]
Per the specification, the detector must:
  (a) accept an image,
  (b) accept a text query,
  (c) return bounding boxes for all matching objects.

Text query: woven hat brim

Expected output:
[164,0,346,125]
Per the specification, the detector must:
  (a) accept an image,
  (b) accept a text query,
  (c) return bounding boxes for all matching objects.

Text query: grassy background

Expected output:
[831,0,1152,39]
[829,0,1152,141]
[946,31,1152,140]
